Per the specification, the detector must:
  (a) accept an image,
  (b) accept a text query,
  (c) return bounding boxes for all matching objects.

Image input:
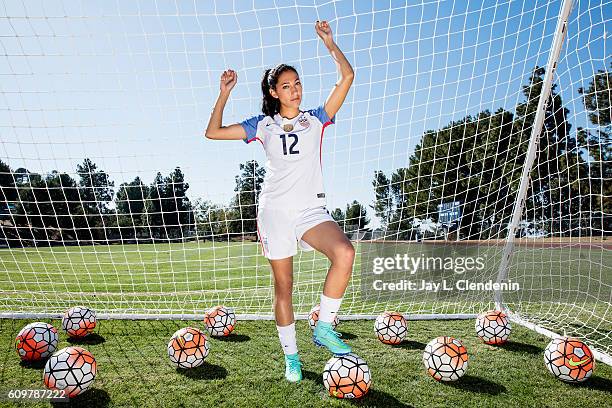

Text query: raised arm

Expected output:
[204,69,248,141]
[315,20,354,120]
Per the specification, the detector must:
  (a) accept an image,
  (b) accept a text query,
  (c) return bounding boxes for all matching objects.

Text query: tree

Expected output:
[42,171,84,242]
[577,63,611,234]
[371,170,393,228]
[163,167,192,238]
[330,208,345,231]
[115,177,148,240]
[10,168,84,246]
[516,67,588,236]
[76,158,115,243]
[388,108,515,239]
[344,200,369,232]
[142,172,165,239]
[385,66,582,239]
[0,160,17,245]
[230,160,265,237]
[0,160,19,205]
[141,167,192,241]
[578,62,611,128]
[76,158,114,215]
[195,199,233,241]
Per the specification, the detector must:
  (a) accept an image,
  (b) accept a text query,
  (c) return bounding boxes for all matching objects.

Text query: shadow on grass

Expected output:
[443,375,506,395]
[305,372,413,407]
[19,359,48,369]
[496,341,541,355]
[51,388,110,408]
[344,388,414,407]
[176,361,228,380]
[393,340,427,350]
[136,320,183,337]
[574,375,612,393]
[67,333,106,345]
[338,331,358,340]
[302,369,324,385]
[212,334,250,343]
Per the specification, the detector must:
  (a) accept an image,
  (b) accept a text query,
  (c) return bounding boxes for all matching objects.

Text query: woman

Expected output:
[205,20,355,383]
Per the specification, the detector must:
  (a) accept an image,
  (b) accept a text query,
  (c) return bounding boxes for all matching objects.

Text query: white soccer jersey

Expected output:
[240,105,335,210]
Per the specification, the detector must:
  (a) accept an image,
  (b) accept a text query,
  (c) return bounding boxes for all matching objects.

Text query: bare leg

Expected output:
[269,256,295,326]
[269,255,302,381]
[300,221,355,297]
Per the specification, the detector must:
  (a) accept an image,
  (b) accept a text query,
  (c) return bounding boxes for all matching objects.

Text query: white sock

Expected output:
[319,294,342,324]
[276,322,298,355]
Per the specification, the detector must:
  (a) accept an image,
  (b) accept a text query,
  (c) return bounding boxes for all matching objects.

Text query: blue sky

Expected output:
[0,0,609,228]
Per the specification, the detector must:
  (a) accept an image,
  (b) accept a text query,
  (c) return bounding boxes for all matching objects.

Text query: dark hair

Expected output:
[261,64,299,117]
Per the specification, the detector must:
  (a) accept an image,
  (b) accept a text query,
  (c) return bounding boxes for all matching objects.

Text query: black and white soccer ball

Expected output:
[43,346,97,398]
[167,327,210,369]
[374,311,407,344]
[475,310,511,344]
[203,305,236,337]
[323,353,371,399]
[62,306,96,338]
[423,336,468,382]
[15,322,59,361]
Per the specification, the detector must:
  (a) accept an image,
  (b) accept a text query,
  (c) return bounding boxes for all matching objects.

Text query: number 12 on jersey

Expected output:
[280,133,299,155]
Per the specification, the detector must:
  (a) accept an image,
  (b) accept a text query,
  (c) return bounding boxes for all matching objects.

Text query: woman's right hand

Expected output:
[220,69,237,94]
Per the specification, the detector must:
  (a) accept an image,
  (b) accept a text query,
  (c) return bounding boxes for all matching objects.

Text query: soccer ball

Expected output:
[43,346,97,398]
[15,322,58,361]
[544,337,594,383]
[374,311,407,345]
[167,327,210,369]
[475,310,511,344]
[322,353,371,399]
[203,305,236,337]
[62,306,96,338]
[307,304,339,330]
[423,336,468,381]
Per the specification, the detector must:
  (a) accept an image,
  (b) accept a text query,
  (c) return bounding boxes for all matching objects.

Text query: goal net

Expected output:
[0,1,610,361]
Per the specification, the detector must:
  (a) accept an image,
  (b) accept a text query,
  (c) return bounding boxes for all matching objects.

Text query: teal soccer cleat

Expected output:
[284,353,303,382]
[313,321,352,355]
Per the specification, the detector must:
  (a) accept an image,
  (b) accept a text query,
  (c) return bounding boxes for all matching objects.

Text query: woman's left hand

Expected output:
[315,20,333,45]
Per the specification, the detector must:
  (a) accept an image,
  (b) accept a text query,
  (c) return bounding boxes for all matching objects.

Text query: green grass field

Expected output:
[1,241,611,406]
[1,241,610,317]
[0,318,611,407]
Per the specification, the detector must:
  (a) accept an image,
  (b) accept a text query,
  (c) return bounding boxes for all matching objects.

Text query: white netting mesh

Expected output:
[0,0,609,358]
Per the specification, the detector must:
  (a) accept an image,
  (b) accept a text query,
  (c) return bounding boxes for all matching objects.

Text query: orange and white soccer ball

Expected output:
[203,305,236,337]
[167,327,210,369]
[43,346,97,398]
[62,306,96,338]
[423,336,468,381]
[374,311,407,345]
[307,304,339,330]
[15,322,58,361]
[544,337,594,383]
[475,310,511,344]
[323,353,371,399]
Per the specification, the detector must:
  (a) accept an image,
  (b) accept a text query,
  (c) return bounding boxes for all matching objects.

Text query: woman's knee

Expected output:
[270,258,293,295]
[273,276,293,297]
[273,290,293,310]
[331,242,355,267]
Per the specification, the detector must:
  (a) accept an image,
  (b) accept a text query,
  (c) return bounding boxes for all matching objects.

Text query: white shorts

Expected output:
[256,206,335,260]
